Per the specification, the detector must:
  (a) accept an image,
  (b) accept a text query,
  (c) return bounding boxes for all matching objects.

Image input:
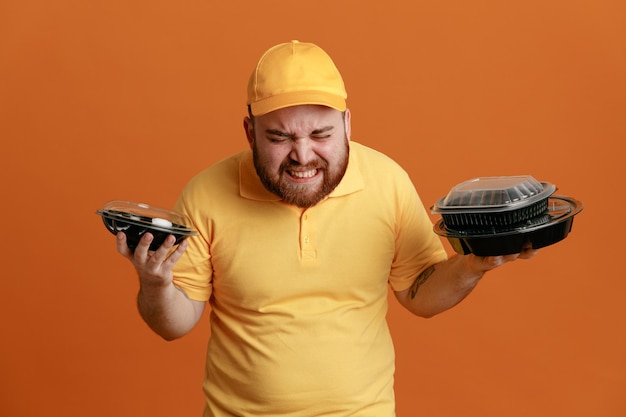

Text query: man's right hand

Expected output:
[115,232,205,340]
[116,232,186,288]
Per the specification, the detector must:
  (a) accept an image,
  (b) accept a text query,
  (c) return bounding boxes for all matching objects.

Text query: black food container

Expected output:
[97,200,197,251]
[431,176,583,256]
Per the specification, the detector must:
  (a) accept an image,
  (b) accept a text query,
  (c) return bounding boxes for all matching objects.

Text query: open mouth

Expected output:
[287,168,320,180]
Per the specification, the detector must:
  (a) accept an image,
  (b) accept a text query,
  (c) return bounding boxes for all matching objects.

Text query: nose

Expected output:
[289,138,316,165]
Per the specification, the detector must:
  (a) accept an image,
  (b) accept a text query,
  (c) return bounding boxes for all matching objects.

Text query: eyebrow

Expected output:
[265,125,335,137]
[265,129,291,138]
[311,126,334,135]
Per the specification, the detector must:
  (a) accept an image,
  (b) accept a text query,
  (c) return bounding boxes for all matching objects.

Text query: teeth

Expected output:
[290,169,317,179]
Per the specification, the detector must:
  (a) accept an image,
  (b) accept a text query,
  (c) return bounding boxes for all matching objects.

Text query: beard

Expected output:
[252,138,350,208]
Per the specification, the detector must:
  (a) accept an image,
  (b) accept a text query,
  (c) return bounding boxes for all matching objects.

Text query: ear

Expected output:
[243,116,255,148]
[343,108,352,141]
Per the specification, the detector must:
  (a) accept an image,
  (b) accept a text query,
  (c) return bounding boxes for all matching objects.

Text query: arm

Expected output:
[117,232,205,341]
[394,246,537,318]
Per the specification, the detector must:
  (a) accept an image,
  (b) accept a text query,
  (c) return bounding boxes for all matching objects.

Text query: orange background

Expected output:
[1,1,624,416]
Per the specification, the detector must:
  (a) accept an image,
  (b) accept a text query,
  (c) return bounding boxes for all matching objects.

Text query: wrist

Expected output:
[458,255,487,282]
[138,277,176,302]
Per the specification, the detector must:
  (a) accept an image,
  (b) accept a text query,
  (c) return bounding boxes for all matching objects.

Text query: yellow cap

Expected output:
[247,40,347,116]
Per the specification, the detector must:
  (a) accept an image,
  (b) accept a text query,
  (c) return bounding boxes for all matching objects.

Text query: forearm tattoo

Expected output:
[409,265,435,299]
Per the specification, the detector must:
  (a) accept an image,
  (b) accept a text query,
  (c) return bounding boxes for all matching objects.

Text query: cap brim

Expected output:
[249,91,347,116]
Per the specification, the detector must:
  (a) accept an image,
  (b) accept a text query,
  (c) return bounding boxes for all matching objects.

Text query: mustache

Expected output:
[280,159,328,171]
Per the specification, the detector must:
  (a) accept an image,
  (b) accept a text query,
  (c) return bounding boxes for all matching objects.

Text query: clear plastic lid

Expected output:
[432,176,556,213]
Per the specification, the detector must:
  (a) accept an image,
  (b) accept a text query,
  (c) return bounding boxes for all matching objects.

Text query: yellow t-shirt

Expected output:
[173,141,447,417]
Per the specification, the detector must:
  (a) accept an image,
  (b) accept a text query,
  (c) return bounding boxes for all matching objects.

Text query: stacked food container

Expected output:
[431,176,583,256]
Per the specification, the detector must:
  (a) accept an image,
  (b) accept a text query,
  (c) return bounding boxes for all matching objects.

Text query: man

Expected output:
[116,40,536,416]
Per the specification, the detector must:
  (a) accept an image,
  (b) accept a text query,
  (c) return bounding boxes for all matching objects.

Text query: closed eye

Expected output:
[265,129,292,143]
[310,126,334,140]
[311,134,332,140]
[264,126,335,142]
